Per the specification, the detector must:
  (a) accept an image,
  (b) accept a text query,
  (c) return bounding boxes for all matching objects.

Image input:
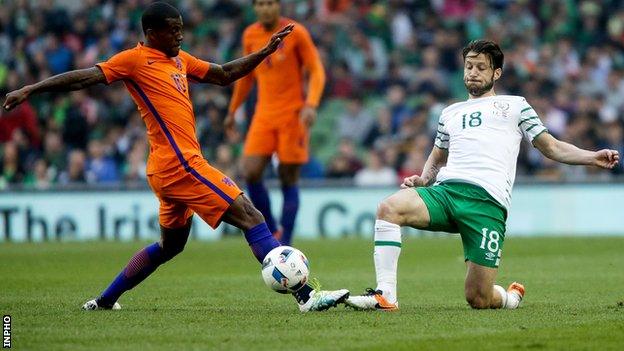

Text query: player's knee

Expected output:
[242,162,265,183]
[159,224,191,261]
[221,195,265,230]
[246,203,265,225]
[467,297,490,309]
[377,198,402,223]
[237,196,265,229]
[277,166,300,186]
[243,169,264,183]
[160,239,186,261]
[465,290,492,309]
[278,173,297,186]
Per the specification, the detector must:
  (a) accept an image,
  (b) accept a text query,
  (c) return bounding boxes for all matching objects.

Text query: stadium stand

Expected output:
[1,0,623,190]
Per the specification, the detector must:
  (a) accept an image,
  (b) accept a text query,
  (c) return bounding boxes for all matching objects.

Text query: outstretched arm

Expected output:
[298,57,325,127]
[533,132,620,169]
[201,24,294,86]
[3,67,106,111]
[224,73,255,137]
[302,56,325,109]
[401,146,449,188]
[298,27,326,127]
[227,72,255,114]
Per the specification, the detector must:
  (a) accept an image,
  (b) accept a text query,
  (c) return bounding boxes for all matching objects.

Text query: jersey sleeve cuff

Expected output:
[94,64,114,84]
[304,101,319,108]
[530,128,549,145]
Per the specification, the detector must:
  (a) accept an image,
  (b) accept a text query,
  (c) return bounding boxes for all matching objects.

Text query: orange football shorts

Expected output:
[243,112,309,164]
[147,159,243,229]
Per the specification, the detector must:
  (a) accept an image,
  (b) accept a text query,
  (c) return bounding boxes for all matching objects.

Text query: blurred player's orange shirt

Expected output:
[228,18,325,118]
[97,43,210,177]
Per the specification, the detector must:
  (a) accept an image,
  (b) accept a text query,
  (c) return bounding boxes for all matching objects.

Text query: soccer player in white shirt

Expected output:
[345,40,620,310]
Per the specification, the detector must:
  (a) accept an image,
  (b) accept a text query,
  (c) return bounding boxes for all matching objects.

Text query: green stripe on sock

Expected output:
[375,241,402,248]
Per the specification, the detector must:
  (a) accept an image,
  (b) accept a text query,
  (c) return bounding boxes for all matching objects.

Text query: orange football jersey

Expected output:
[228,18,325,118]
[97,43,210,177]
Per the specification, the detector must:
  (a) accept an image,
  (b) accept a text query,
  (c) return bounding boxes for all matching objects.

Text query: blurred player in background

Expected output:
[3,2,347,313]
[226,0,326,246]
[346,40,620,311]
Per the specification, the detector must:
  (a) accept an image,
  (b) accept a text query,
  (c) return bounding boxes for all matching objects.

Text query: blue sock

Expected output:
[280,185,300,245]
[98,242,164,306]
[244,223,314,304]
[247,182,278,234]
[244,222,281,263]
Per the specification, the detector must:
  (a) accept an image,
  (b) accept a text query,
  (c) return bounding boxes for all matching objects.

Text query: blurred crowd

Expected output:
[1,0,623,190]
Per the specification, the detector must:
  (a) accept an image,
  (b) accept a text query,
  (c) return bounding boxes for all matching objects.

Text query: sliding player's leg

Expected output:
[346,187,445,311]
[464,262,523,309]
[453,182,524,309]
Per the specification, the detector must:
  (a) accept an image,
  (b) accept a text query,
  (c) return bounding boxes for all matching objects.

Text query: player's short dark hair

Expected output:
[141,2,181,34]
[462,40,504,70]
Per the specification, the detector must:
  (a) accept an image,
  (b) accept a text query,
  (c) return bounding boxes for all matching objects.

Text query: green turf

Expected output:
[1,237,623,350]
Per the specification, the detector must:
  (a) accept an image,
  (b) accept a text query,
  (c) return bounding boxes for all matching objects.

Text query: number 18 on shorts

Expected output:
[478,227,502,267]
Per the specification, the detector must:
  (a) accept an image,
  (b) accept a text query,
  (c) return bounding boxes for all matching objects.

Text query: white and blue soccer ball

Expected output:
[261,246,310,294]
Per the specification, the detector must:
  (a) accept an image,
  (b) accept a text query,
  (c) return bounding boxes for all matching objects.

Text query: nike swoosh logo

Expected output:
[147,60,156,65]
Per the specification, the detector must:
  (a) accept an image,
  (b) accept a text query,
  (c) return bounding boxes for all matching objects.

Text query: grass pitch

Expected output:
[1,236,623,350]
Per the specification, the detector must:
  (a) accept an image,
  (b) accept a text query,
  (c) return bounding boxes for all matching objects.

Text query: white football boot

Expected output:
[298,279,350,312]
[345,288,399,311]
[82,299,121,311]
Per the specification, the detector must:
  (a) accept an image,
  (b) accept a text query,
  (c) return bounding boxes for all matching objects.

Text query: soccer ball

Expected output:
[261,246,310,294]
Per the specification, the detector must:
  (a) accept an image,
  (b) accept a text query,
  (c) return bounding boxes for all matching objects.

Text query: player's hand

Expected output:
[400,174,427,188]
[224,113,239,142]
[300,105,317,128]
[593,149,620,169]
[263,24,295,55]
[3,86,32,111]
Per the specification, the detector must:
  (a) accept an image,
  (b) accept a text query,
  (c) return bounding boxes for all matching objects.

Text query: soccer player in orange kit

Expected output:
[3,2,348,312]
[226,0,326,246]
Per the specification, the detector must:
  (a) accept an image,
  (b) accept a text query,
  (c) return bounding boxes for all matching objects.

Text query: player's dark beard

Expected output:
[465,74,495,97]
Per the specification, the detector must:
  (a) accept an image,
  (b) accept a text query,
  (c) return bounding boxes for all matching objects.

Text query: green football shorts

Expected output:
[415,181,507,268]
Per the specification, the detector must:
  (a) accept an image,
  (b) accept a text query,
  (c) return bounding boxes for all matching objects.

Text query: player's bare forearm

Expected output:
[421,147,448,185]
[544,140,595,165]
[205,52,269,86]
[4,67,106,111]
[535,133,594,165]
[534,132,620,169]
[30,67,105,94]
[203,24,294,86]
[421,163,442,186]
[403,147,448,188]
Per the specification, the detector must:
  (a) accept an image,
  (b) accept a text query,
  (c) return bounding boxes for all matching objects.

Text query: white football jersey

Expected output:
[434,95,548,210]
